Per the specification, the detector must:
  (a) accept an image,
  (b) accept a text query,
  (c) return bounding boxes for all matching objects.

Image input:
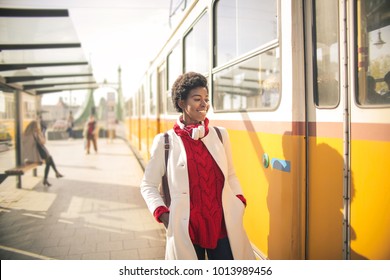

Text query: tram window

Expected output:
[167,44,181,114]
[140,86,146,117]
[213,48,280,112]
[127,97,133,118]
[356,0,390,106]
[134,96,139,117]
[158,66,166,115]
[149,71,157,116]
[184,11,209,74]
[214,0,277,67]
[313,0,340,108]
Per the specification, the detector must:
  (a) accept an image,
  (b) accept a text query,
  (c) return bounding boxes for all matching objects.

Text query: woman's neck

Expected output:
[181,115,201,126]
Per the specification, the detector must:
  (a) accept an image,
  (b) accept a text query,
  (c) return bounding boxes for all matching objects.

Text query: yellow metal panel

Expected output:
[307,137,344,259]
[350,140,390,260]
[148,119,159,159]
[229,129,269,256]
[229,129,304,259]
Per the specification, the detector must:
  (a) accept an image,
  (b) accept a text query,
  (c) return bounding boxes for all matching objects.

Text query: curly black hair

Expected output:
[171,72,208,113]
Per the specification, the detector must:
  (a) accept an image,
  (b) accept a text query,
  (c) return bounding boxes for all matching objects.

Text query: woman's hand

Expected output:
[159,212,169,229]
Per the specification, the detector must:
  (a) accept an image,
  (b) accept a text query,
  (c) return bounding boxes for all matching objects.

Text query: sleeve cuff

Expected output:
[153,206,170,223]
[236,194,247,206]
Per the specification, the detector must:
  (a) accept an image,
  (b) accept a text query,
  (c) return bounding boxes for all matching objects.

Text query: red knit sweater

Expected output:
[153,118,246,249]
[174,120,227,249]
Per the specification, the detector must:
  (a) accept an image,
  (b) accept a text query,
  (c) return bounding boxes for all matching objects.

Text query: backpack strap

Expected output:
[161,132,171,207]
[214,126,223,143]
[164,132,169,165]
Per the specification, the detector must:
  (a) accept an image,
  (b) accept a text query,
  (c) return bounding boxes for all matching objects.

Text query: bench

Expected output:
[1,162,42,188]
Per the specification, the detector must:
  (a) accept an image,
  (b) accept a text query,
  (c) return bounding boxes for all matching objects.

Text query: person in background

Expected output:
[22,120,63,187]
[383,71,390,91]
[140,72,255,260]
[39,114,47,139]
[67,111,74,139]
[366,75,380,104]
[83,114,99,154]
[382,71,390,102]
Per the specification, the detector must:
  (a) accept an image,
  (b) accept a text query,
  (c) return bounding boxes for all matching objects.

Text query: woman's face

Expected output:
[180,87,209,125]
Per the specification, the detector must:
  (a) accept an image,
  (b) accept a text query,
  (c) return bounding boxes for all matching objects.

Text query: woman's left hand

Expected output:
[159,212,170,229]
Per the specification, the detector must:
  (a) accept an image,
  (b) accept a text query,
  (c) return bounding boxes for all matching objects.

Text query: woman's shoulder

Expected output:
[211,125,226,131]
[150,130,174,154]
[209,126,228,143]
[210,125,227,134]
[153,129,174,141]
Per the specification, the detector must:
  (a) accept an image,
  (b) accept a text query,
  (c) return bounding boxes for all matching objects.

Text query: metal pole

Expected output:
[14,89,23,188]
[341,0,351,260]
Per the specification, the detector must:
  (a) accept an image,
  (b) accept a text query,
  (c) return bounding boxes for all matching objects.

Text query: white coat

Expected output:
[21,131,47,164]
[140,124,255,260]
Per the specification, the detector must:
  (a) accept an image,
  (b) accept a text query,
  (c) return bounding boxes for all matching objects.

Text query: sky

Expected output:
[0,0,172,105]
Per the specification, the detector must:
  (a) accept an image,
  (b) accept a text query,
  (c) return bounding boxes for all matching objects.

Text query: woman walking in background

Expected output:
[83,114,99,154]
[67,110,74,138]
[22,120,63,187]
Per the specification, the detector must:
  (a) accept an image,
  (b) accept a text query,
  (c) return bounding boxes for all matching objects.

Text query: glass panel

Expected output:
[356,0,390,106]
[0,17,79,44]
[167,45,181,113]
[213,48,280,111]
[0,65,93,79]
[1,48,86,64]
[23,93,37,119]
[314,0,340,107]
[0,91,16,172]
[22,76,95,88]
[0,12,93,93]
[184,11,209,73]
[214,0,278,66]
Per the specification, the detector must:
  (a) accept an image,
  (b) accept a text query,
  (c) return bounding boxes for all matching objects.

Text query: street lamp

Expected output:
[374,30,386,49]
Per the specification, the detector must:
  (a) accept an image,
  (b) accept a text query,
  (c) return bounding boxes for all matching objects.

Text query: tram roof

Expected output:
[0,8,97,95]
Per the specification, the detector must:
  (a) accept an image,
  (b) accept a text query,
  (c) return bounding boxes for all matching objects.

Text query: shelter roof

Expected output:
[0,8,97,94]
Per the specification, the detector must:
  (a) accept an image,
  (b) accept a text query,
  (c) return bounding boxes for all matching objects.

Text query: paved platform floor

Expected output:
[0,138,166,260]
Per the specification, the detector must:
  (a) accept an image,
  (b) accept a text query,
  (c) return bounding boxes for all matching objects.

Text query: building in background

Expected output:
[41,97,80,128]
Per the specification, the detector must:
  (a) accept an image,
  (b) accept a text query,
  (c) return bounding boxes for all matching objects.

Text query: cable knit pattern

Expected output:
[174,119,227,249]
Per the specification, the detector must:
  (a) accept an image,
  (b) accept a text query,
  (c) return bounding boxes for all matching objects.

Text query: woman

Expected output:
[67,111,74,138]
[83,115,99,154]
[140,72,255,260]
[22,120,63,187]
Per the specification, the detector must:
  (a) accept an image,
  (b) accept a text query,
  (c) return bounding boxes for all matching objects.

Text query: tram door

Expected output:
[304,0,346,259]
[349,0,390,260]
[305,0,390,260]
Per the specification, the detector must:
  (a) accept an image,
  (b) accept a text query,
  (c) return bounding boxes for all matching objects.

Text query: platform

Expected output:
[0,138,165,260]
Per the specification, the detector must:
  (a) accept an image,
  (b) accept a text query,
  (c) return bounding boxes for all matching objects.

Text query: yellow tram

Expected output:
[125,0,390,260]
